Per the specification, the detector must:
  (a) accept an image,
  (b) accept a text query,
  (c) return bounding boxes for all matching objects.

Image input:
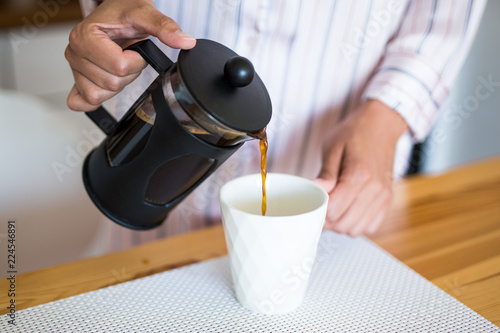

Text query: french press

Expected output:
[83,39,272,230]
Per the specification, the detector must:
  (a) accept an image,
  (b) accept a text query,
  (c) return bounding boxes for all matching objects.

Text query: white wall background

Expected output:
[0,22,76,106]
[0,22,122,276]
[421,0,500,173]
[0,34,15,90]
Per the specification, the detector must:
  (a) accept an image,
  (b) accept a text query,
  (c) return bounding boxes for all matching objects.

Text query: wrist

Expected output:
[357,99,409,145]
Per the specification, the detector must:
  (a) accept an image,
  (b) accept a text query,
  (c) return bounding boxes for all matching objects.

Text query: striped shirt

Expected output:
[80,0,485,249]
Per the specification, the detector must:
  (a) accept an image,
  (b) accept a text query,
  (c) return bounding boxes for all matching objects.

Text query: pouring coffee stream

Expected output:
[83,39,272,230]
[259,131,268,216]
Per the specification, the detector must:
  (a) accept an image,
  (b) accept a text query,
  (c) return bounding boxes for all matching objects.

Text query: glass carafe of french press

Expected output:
[83,39,272,230]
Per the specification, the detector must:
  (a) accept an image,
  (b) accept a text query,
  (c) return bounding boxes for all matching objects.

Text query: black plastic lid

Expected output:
[177,39,272,133]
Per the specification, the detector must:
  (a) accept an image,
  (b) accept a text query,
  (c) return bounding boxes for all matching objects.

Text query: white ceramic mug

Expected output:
[220,173,328,315]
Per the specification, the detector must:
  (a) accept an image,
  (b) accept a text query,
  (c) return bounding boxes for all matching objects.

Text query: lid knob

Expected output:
[224,56,255,87]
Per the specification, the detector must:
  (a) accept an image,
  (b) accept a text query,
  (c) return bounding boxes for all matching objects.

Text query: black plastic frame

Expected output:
[82,40,241,230]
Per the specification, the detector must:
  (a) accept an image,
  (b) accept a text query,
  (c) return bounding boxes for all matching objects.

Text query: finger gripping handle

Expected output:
[86,39,174,134]
[125,39,174,75]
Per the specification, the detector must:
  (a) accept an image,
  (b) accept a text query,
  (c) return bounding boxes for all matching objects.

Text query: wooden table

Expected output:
[1,156,500,326]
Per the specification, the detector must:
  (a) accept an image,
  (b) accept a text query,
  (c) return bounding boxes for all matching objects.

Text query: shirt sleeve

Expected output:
[363,0,487,142]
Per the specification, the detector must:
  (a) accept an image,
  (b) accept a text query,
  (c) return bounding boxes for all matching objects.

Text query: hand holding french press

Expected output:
[65,0,196,112]
[66,0,272,230]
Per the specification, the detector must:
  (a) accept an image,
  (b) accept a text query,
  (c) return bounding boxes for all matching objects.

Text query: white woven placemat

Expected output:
[3,231,499,332]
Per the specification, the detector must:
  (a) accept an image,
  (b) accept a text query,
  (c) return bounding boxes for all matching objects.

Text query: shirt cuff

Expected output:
[363,52,449,142]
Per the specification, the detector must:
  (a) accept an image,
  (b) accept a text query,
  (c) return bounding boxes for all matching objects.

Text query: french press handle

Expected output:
[85,39,174,135]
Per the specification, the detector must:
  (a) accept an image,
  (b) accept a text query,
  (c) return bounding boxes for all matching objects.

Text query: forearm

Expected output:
[363,0,487,142]
[353,99,409,146]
